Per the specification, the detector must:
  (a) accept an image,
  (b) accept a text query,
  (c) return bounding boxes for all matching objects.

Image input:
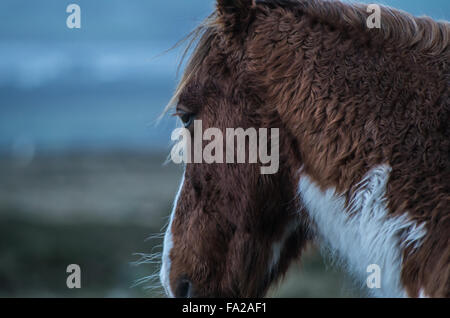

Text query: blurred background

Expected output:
[0,0,448,297]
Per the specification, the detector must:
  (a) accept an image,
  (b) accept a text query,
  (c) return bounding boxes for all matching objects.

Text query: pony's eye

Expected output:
[175,104,195,129]
[180,113,195,128]
[177,111,195,128]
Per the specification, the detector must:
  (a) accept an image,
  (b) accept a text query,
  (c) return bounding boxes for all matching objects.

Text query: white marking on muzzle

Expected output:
[160,173,185,298]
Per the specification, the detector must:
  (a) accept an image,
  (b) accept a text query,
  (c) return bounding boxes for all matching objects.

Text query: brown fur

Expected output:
[165,0,449,297]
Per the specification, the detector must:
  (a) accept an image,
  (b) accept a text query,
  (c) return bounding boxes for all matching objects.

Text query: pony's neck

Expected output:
[247,2,447,196]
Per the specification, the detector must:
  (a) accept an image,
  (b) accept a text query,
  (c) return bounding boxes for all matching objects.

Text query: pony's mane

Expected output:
[263,0,449,53]
[165,0,449,112]
[164,14,218,115]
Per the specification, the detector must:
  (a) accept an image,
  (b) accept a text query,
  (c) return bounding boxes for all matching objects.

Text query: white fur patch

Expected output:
[299,164,426,297]
[419,289,429,298]
[160,173,185,298]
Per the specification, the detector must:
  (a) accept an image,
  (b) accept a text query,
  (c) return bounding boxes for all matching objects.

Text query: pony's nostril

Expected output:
[175,278,192,298]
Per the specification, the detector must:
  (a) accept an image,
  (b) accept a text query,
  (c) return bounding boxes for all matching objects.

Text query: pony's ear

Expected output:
[216,0,256,32]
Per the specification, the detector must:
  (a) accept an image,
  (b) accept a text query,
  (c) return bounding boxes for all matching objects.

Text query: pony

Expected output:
[160,0,449,298]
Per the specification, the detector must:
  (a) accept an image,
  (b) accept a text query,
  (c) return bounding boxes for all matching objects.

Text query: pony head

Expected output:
[160,0,450,298]
[160,0,310,298]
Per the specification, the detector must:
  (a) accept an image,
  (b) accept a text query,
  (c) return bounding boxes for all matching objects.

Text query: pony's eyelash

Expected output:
[172,111,195,128]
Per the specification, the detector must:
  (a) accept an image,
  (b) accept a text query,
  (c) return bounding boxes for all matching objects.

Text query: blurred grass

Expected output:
[0,212,165,297]
[0,153,362,297]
